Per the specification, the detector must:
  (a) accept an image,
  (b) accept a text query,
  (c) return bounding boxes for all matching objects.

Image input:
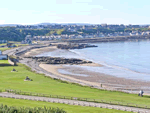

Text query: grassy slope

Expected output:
[0,97,131,113]
[0,43,28,52]
[0,63,150,107]
[0,43,6,46]
[0,60,9,64]
[0,48,10,52]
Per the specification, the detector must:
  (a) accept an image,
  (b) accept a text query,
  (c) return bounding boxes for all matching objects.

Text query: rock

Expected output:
[33,57,93,65]
[57,43,98,49]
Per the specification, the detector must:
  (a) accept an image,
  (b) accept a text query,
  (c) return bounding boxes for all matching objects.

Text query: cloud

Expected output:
[0,20,5,24]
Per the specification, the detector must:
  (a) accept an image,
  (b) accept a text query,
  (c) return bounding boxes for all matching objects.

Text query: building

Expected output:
[0,50,8,60]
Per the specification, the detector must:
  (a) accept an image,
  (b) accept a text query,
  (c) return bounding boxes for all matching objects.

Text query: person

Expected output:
[139,90,144,97]
[11,68,17,72]
[25,76,30,80]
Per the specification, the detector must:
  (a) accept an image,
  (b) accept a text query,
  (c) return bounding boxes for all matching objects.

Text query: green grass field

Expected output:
[0,60,9,64]
[0,44,28,52]
[0,43,6,46]
[0,48,10,52]
[12,43,29,47]
[0,61,150,108]
[0,97,131,113]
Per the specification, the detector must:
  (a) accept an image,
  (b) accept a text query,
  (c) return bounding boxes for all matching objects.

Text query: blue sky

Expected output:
[0,0,150,25]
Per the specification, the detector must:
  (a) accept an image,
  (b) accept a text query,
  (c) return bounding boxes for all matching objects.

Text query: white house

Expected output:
[0,55,8,60]
[0,50,8,60]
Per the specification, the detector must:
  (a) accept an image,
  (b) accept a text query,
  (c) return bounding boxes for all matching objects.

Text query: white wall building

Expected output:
[0,50,8,60]
[0,55,8,60]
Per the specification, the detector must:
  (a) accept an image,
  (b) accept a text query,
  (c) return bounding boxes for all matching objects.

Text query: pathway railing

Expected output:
[5,89,150,109]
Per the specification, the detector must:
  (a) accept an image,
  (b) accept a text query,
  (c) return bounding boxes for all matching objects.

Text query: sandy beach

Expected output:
[24,46,57,57]
[22,45,150,92]
[39,63,150,90]
[39,63,103,87]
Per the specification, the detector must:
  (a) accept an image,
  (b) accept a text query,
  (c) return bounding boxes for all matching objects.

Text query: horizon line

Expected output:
[0,22,150,26]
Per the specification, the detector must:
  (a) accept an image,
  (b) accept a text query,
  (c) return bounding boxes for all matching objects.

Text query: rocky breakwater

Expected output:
[57,43,98,49]
[27,56,93,65]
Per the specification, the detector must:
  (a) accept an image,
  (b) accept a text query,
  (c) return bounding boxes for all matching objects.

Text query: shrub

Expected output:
[0,104,67,113]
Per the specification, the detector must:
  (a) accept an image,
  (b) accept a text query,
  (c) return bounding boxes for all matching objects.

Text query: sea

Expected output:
[38,39,150,82]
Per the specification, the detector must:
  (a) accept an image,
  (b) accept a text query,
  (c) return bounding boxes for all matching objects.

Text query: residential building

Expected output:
[0,50,8,60]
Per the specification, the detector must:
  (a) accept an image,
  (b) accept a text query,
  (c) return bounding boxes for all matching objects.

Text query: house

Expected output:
[7,43,13,48]
[0,50,8,60]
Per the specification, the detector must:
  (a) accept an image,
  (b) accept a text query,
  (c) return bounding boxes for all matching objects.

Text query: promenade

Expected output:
[0,92,149,113]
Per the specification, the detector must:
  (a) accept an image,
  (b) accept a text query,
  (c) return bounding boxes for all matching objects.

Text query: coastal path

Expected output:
[0,92,149,113]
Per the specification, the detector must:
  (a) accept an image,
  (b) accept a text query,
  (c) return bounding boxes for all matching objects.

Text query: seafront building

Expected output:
[0,50,8,60]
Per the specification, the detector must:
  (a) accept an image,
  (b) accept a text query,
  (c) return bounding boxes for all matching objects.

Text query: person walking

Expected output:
[139,90,144,97]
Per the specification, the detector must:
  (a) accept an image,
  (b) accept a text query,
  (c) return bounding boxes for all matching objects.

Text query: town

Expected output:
[1,23,150,44]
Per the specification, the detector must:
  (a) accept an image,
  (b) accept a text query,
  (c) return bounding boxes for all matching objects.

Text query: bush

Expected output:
[0,104,67,113]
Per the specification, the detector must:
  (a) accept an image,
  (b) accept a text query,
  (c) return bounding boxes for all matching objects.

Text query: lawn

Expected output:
[0,63,150,108]
[0,60,9,64]
[0,97,131,113]
[0,48,10,52]
[16,44,28,46]
[0,43,6,46]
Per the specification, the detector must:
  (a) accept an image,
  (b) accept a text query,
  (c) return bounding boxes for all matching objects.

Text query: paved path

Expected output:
[0,92,149,113]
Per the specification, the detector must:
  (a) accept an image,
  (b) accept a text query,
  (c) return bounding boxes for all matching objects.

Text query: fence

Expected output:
[4,89,150,110]
[1,92,149,113]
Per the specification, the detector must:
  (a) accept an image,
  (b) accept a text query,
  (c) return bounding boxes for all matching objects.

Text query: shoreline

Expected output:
[18,45,150,92]
[39,64,103,87]
[39,63,150,90]
[24,46,57,57]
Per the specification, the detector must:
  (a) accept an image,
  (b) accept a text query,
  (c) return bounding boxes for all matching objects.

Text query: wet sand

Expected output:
[39,63,150,91]
[24,46,150,91]
[39,64,103,87]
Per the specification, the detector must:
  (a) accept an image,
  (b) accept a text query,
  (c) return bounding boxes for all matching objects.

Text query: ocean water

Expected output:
[38,39,150,81]
[72,40,150,74]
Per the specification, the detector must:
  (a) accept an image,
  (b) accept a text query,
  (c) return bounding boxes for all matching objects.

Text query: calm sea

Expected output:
[38,39,150,81]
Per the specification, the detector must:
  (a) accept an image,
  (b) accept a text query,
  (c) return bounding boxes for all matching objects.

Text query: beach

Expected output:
[24,46,57,57]
[23,45,150,92]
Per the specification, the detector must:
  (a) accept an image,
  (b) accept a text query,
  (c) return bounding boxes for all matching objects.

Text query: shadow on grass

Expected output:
[0,64,13,67]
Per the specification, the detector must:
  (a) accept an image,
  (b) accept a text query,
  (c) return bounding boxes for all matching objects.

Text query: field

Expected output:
[0,48,10,52]
[0,61,150,108]
[0,43,28,52]
[0,60,9,64]
[0,43,6,46]
[0,97,131,113]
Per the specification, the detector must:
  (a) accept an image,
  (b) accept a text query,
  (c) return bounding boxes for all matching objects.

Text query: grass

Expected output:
[17,44,28,46]
[0,48,10,52]
[0,62,150,108]
[0,43,28,52]
[0,43,6,46]
[0,60,9,64]
[0,97,131,113]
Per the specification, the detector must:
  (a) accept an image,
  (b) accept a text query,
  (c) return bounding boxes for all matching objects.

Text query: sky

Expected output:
[0,0,150,25]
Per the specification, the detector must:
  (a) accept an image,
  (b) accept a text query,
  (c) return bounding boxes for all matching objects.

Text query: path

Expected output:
[0,92,149,113]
